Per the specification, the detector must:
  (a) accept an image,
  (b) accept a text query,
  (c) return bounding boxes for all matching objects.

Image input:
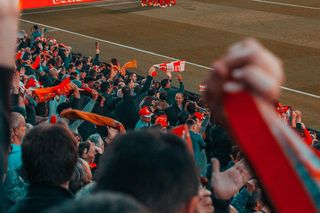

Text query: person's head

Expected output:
[100,81,113,94]
[33,25,39,31]
[175,93,184,106]
[186,119,197,132]
[22,124,77,187]
[75,60,83,70]
[185,101,197,115]
[49,68,59,79]
[110,58,120,67]
[121,86,131,97]
[246,190,264,211]
[160,79,171,89]
[129,72,138,83]
[192,112,205,130]
[47,192,149,213]
[159,91,168,101]
[139,106,153,123]
[87,133,104,154]
[68,64,76,73]
[125,78,135,90]
[10,112,26,144]
[69,158,92,193]
[79,141,96,163]
[84,76,96,89]
[96,130,199,213]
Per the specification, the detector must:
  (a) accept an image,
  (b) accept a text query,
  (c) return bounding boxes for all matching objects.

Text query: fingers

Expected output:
[232,65,281,100]
[211,158,220,173]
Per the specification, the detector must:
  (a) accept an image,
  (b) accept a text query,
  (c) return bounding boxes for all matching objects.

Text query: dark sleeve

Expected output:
[25,102,36,125]
[178,82,185,93]
[93,54,100,65]
[11,94,19,106]
[71,97,82,110]
[39,74,53,87]
[230,188,251,212]
[140,76,153,94]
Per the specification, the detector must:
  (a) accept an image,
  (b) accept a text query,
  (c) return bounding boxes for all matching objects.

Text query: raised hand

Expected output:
[211,158,251,200]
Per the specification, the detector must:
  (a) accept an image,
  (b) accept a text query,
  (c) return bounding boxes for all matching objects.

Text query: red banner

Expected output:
[20,0,102,10]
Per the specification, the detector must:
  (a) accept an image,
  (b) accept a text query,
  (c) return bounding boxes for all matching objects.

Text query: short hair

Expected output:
[110,58,119,66]
[121,86,131,97]
[75,60,82,67]
[160,79,170,88]
[87,133,103,147]
[96,130,199,213]
[68,64,75,71]
[186,101,197,114]
[125,78,133,86]
[11,112,25,129]
[159,91,168,101]
[100,82,112,93]
[22,124,77,185]
[186,119,196,129]
[47,192,149,213]
[69,158,92,193]
[78,141,92,157]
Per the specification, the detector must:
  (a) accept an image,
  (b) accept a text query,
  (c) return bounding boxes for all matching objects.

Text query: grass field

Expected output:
[20,0,320,128]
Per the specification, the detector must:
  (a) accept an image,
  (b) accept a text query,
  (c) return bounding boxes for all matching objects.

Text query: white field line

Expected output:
[46,29,59,32]
[252,0,320,10]
[20,18,320,99]
[22,1,138,15]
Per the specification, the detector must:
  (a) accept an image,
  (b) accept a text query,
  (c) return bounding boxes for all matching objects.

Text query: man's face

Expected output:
[142,116,151,123]
[129,80,135,90]
[70,66,76,73]
[166,81,171,88]
[88,81,95,89]
[175,94,184,106]
[85,142,96,163]
[132,74,137,82]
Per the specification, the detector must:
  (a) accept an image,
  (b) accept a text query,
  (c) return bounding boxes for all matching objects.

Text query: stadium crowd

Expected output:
[1,2,320,213]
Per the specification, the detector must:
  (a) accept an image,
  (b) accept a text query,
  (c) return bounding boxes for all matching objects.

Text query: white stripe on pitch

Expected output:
[20,18,320,99]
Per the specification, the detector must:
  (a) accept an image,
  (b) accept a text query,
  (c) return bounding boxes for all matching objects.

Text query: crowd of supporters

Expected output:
[1,8,320,213]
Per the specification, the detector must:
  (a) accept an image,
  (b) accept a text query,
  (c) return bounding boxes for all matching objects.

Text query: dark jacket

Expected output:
[165,103,185,126]
[162,82,184,105]
[8,184,73,213]
[115,76,153,129]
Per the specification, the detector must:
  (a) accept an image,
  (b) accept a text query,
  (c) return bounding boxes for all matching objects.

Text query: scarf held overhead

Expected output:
[60,109,125,132]
[154,60,185,72]
[33,77,72,103]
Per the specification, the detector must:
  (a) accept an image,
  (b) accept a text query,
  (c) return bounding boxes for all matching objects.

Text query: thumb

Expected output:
[211,158,220,173]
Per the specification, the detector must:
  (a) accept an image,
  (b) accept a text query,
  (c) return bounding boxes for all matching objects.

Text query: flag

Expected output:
[154,60,185,72]
[120,59,138,76]
[199,84,207,92]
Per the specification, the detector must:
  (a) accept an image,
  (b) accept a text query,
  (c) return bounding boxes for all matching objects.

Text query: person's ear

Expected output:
[13,128,19,136]
[184,196,199,213]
